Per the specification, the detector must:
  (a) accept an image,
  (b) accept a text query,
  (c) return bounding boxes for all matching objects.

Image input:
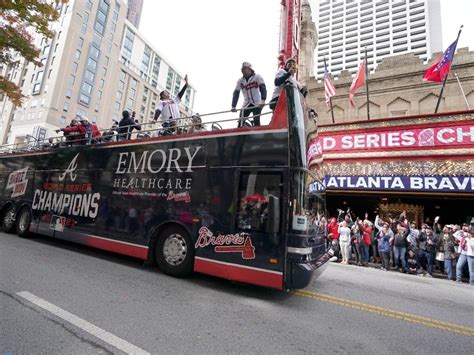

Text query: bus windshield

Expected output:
[290,168,326,236]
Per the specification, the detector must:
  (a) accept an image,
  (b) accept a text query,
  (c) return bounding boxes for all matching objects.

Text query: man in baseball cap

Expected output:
[231,61,267,127]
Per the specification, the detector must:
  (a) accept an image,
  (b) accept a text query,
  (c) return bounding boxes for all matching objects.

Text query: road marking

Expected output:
[293,289,474,337]
[17,291,150,354]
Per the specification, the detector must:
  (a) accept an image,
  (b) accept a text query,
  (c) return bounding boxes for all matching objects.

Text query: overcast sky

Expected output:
[140,0,474,117]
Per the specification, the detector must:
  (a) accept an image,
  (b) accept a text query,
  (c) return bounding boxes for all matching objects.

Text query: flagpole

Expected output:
[434,25,463,113]
[324,58,335,124]
[364,47,370,120]
[454,72,471,109]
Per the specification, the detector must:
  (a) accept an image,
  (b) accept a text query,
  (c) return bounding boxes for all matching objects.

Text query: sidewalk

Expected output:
[336,259,472,284]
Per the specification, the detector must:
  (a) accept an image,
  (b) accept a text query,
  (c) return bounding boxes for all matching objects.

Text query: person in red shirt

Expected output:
[328,217,340,241]
[361,216,373,266]
[78,116,101,144]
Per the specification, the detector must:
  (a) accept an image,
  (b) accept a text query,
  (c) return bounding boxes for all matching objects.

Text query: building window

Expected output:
[116,91,123,100]
[75,50,81,60]
[31,83,40,95]
[82,82,92,95]
[69,74,75,86]
[85,69,95,82]
[90,46,100,59]
[92,32,102,47]
[66,89,72,99]
[63,102,69,112]
[78,37,84,48]
[36,71,44,81]
[72,62,78,73]
[166,68,175,90]
[79,93,90,105]
[87,58,98,70]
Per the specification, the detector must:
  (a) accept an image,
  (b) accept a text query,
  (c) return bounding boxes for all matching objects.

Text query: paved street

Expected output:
[1,231,473,354]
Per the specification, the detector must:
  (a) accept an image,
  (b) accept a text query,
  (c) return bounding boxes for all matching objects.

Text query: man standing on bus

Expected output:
[153,74,188,133]
[231,62,267,127]
[269,58,308,110]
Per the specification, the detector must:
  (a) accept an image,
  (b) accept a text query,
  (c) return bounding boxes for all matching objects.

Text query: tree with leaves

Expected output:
[0,0,67,106]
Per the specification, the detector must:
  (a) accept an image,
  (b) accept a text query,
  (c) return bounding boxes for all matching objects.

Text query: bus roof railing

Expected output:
[0,105,275,155]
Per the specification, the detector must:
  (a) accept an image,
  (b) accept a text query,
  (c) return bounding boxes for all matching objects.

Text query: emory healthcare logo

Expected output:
[59,153,79,182]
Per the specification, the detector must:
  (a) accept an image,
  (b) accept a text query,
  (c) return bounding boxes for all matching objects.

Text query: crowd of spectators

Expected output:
[326,209,474,285]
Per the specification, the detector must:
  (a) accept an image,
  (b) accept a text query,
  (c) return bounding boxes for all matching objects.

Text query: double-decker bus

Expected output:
[0,86,328,290]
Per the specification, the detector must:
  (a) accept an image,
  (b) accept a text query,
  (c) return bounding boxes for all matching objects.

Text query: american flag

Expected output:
[324,68,336,107]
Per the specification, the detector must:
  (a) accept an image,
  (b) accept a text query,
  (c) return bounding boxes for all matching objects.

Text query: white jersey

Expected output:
[234,73,265,107]
[156,96,181,122]
[271,68,302,100]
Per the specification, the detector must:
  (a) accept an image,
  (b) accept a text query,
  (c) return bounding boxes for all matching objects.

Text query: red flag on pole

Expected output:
[422,39,458,82]
[349,62,366,108]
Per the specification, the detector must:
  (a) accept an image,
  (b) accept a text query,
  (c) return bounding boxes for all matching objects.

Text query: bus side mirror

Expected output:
[266,196,280,235]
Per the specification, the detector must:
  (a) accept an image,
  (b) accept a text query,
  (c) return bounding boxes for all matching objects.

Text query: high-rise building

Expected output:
[126,0,143,29]
[0,0,195,145]
[315,0,443,78]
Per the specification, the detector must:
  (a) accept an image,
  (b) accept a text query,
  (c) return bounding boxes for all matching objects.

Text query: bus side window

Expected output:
[237,172,281,232]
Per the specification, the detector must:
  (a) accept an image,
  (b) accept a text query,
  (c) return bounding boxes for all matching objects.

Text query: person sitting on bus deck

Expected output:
[153,74,189,133]
[231,62,267,127]
[188,113,207,133]
[78,116,101,144]
[269,58,308,110]
[118,110,141,140]
[56,118,82,146]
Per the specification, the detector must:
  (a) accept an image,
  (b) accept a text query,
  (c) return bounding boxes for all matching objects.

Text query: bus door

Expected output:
[235,170,286,272]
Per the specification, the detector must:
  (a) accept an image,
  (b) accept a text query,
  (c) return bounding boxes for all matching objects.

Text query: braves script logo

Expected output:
[195,227,256,259]
[59,153,79,182]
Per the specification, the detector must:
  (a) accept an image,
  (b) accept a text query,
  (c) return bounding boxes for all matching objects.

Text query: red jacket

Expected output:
[328,220,339,240]
[79,123,101,139]
[361,225,372,246]
[62,123,101,142]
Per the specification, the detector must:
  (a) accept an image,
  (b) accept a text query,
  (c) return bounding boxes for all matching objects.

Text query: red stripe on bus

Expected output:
[194,257,283,290]
[83,235,149,260]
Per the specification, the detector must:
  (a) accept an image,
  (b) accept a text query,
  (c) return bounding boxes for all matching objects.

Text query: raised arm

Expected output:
[374,215,383,232]
[177,74,189,100]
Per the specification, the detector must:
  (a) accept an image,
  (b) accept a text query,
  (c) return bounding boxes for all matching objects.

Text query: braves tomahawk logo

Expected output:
[195,227,256,259]
[59,153,79,182]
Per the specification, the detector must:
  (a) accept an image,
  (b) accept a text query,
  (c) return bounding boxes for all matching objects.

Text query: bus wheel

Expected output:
[16,207,32,238]
[1,205,16,233]
[155,226,194,277]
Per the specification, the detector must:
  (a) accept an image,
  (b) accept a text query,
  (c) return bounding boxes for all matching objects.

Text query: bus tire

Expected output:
[155,226,194,277]
[1,205,17,233]
[16,207,32,238]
